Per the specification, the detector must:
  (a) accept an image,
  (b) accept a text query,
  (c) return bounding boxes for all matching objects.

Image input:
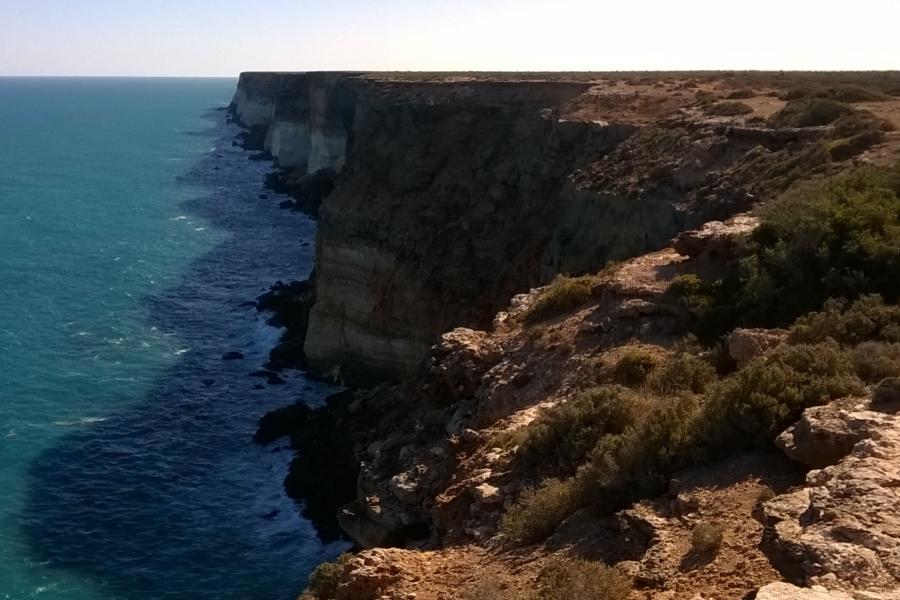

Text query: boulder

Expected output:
[337,504,392,550]
[673,214,759,258]
[727,327,788,368]
[775,398,868,468]
[472,483,502,504]
[761,398,900,593]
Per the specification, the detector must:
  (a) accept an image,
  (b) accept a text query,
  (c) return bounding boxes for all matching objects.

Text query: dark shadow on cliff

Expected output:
[19,109,345,600]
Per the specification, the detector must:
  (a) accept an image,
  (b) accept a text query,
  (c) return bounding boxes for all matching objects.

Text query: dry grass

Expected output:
[523,275,599,325]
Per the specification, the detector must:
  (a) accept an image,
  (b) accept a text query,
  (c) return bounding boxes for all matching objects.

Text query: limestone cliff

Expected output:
[232,72,851,384]
[241,72,900,600]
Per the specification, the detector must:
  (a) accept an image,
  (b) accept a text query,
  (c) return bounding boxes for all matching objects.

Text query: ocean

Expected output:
[0,78,344,599]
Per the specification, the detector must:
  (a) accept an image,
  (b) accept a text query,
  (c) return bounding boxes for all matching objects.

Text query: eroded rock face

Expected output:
[304,80,629,384]
[761,397,900,595]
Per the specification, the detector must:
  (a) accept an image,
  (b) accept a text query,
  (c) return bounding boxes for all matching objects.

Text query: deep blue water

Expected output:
[0,78,345,599]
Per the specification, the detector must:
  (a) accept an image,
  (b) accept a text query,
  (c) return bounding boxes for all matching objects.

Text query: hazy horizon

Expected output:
[2,0,899,77]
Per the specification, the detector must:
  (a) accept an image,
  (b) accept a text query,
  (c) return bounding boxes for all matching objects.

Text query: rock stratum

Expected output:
[232,72,900,600]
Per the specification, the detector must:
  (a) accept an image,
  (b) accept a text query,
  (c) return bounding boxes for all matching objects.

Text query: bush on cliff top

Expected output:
[768,98,852,128]
[501,478,581,545]
[612,349,660,386]
[701,340,864,447]
[536,558,631,600]
[524,275,598,325]
[516,386,634,478]
[682,163,900,338]
[788,295,900,345]
[705,101,753,117]
[300,554,352,600]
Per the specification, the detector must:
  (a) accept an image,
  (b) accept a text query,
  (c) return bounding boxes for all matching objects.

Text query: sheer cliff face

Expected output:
[231,73,802,384]
[231,72,355,172]
[307,81,647,383]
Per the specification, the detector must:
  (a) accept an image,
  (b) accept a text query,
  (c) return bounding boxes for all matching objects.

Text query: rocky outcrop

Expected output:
[727,327,789,368]
[759,393,900,596]
[673,214,759,258]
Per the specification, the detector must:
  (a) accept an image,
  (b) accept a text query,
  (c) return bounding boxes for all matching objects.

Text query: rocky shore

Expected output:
[230,71,900,600]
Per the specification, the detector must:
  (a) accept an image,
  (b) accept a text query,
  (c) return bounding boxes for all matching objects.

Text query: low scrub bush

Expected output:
[669,274,714,316]
[578,395,702,513]
[789,296,900,345]
[536,558,631,600]
[301,555,352,600]
[524,275,597,325]
[827,131,884,161]
[849,341,900,383]
[501,478,580,545]
[701,341,864,447]
[613,349,659,386]
[768,98,852,128]
[824,85,891,103]
[726,89,755,100]
[462,577,517,600]
[687,164,900,338]
[516,386,634,477]
[874,377,900,405]
[691,522,724,555]
[646,353,717,395]
[705,101,753,116]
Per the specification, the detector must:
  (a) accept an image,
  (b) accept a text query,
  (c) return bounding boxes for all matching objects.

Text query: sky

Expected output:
[1,0,899,76]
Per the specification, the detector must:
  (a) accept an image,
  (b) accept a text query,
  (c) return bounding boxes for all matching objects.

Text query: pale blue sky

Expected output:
[2,0,899,76]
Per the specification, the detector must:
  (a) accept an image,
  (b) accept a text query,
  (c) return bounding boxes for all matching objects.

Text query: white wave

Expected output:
[52,417,107,427]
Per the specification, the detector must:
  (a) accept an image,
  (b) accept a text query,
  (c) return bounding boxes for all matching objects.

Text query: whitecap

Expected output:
[174,348,190,355]
[52,417,107,427]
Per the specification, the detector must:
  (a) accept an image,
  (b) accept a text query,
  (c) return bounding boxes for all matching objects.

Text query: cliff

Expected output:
[231,72,892,384]
[236,71,900,600]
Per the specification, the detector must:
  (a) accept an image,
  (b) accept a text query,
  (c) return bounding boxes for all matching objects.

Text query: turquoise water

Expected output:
[0,79,343,599]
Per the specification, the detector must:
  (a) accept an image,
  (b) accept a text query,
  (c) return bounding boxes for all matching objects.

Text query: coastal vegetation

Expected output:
[501,164,900,546]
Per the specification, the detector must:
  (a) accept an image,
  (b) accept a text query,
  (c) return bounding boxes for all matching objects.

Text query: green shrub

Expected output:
[578,396,702,513]
[536,558,631,600]
[669,274,714,315]
[646,353,717,395]
[694,164,900,336]
[691,522,724,555]
[789,296,900,345]
[824,85,891,103]
[516,386,633,477]
[501,478,580,545]
[463,576,519,600]
[768,98,852,128]
[705,101,753,116]
[301,555,351,600]
[726,89,755,100]
[525,275,596,324]
[873,377,900,405]
[849,341,900,383]
[827,131,883,161]
[702,341,864,447]
[613,349,659,386]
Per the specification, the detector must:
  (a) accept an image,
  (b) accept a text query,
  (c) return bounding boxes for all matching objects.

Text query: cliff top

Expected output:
[236,70,900,127]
